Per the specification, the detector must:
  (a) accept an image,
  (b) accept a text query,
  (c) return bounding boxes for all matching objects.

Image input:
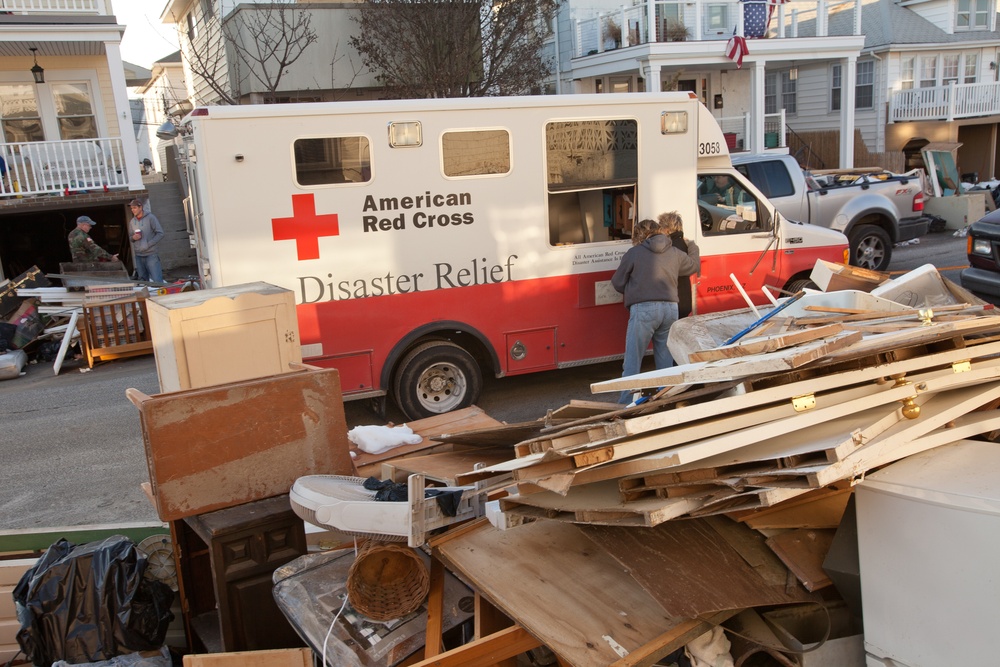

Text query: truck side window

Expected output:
[293,136,371,186]
[697,174,763,236]
[442,129,511,177]
[545,119,637,245]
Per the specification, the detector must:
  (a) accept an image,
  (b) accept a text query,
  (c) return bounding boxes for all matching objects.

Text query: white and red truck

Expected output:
[177,92,848,419]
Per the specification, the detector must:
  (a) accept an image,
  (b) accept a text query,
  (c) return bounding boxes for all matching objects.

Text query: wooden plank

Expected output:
[727,485,852,530]
[689,323,845,362]
[407,625,540,667]
[608,611,736,667]
[428,421,547,448]
[0,523,165,555]
[591,331,862,393]
[579,520,815,619]
[128,367,354,522]
[598,338,1000,435]
[546,400,622,421]
[432,519,685,667]
[381,447,512,485]
[764,529,836,592]
[182,648,313,667]
[351,406,503,472]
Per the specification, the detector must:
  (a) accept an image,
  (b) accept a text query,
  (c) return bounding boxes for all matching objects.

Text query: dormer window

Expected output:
[956,0,989,30]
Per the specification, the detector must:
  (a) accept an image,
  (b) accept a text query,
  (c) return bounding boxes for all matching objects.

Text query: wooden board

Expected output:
[431,519,700,667]
[764,529,836,592]
[380,447,513,485]
[689,323,845,362]
[183,648,313,667]
[127,367,354,522]
[351,406,503,474]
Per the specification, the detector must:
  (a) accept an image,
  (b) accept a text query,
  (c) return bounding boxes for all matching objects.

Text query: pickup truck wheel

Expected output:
[848,225,892,272]
[393,341,482,420]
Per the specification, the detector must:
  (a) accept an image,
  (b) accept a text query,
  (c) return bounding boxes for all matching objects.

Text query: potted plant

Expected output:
[663,18,690,42]
[604,18,622,49]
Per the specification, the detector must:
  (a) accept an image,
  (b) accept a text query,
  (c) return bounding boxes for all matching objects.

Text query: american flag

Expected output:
[725,31,749,68]
[744,0,787,39]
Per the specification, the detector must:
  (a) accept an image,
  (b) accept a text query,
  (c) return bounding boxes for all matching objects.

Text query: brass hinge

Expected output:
[792,394,816,412]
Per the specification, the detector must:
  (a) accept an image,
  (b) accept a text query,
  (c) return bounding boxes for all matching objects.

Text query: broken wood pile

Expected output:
[449,277,1000,530]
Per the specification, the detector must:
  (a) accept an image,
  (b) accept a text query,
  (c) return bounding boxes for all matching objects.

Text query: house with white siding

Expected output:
[544,0,1000,176]
[0,0,147,281]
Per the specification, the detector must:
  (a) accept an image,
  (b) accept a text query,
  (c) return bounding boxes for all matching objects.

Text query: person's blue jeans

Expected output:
[619,301,678,403]
[135,254,163,283]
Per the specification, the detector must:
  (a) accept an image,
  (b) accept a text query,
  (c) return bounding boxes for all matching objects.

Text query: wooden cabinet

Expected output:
[176,495,307,653]
[146,282,301,393]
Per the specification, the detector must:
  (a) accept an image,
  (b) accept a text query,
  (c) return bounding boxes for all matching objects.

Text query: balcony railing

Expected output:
[889,81,1000,123]
[0,0,105,13]
[1,138,129,198]
[575,0,862,57]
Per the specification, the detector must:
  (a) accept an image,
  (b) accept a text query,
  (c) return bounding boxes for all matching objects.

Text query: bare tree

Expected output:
[349,0,560,98]
[178,4,318,105]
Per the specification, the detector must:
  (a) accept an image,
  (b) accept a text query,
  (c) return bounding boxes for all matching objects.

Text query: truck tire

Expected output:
[393,341,482,420]
[848,224,892,272]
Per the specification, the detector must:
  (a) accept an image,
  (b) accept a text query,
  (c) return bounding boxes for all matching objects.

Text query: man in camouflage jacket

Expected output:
[68,215,118,263]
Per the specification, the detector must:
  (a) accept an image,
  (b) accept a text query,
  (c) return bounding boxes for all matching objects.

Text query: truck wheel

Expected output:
[785,278,818,294]
[393,341,482,420]
[848,225,892,272]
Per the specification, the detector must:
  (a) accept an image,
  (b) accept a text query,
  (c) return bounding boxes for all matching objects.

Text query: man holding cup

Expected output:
[128,198,165,283]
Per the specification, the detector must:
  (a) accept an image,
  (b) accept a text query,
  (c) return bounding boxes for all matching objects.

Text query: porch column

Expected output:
[749,60,766,153]
[840,54,857,168]
[104,41,143,190]
[641,61,662,91]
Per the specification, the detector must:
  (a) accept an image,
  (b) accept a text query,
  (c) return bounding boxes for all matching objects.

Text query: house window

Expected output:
[53,83,97,140]
[705,4,729,34]
[831,65,842,111]
[442,129,510,177]
[831,62,873,110]
[964,53,978,83]
[919,55,937,87]
[900,57,915,90]
[957,0,989,29]
[942,54,960,85]
[610,76,631,93]
[765,71,796,114]
[0,84,44,143]
[186,12,198,39]
[293,136,371,186]
[200,0,214,21]
[856,61,874,108]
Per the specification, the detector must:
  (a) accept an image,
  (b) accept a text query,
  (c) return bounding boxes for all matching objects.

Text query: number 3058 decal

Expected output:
[699,141,723,155]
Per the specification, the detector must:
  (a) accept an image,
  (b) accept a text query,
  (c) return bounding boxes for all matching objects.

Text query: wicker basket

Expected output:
[347,541,430,621]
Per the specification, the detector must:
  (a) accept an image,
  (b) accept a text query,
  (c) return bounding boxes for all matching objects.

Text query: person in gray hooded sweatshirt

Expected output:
[611,212,700,403]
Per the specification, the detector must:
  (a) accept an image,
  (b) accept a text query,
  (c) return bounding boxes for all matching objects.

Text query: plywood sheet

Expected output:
[128,367,353,522]
[765,529,835,592]
[579,520,815,619]
[432,519,684,667]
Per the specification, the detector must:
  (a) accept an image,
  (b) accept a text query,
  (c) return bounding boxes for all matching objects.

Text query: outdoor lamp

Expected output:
[30,47,44,84]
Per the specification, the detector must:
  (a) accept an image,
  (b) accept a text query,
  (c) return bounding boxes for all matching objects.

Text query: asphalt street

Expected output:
[0,227,972,532]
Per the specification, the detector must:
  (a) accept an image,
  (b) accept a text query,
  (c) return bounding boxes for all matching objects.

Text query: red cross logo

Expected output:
[271,193,340,261]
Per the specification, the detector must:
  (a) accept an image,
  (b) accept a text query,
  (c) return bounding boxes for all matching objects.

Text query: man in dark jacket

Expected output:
[611,212,700,403]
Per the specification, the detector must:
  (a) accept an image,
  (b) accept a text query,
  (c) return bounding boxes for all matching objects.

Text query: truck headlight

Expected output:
[972,238,992,255]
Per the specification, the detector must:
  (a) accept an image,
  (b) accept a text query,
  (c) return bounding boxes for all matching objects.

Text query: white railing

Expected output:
[0,0,105,13]
[715,110,787,152]
[574,0,862,57]
[0,138,129,197]
[890,81,1000,122]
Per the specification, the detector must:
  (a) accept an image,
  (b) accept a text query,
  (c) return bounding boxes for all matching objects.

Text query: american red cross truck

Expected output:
[731,152,930,272]
[178,92,848,419]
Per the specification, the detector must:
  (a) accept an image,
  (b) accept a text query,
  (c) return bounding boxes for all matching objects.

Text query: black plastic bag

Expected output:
[13,535,175,666]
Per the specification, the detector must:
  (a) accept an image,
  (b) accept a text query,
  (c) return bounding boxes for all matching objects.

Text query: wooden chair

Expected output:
[77,295,153,368]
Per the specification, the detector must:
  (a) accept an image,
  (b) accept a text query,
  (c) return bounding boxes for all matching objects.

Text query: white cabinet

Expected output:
[856,440,1000,667]
[147,282,302,393]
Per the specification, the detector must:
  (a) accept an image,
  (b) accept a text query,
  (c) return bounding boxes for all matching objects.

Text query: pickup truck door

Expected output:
[695,172,781,312]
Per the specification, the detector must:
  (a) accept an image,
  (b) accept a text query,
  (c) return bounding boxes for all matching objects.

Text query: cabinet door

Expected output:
[225,571,304,651]
[181,304,298,389]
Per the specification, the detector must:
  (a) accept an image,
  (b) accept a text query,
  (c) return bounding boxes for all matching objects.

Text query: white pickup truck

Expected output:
[729,152,930,272]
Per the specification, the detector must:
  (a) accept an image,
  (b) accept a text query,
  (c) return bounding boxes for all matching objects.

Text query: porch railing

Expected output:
[889,80,1000,122]
[1,138,129,197]
[574,0,863,57]
[0,0,105,13]
[715,110,787,152]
